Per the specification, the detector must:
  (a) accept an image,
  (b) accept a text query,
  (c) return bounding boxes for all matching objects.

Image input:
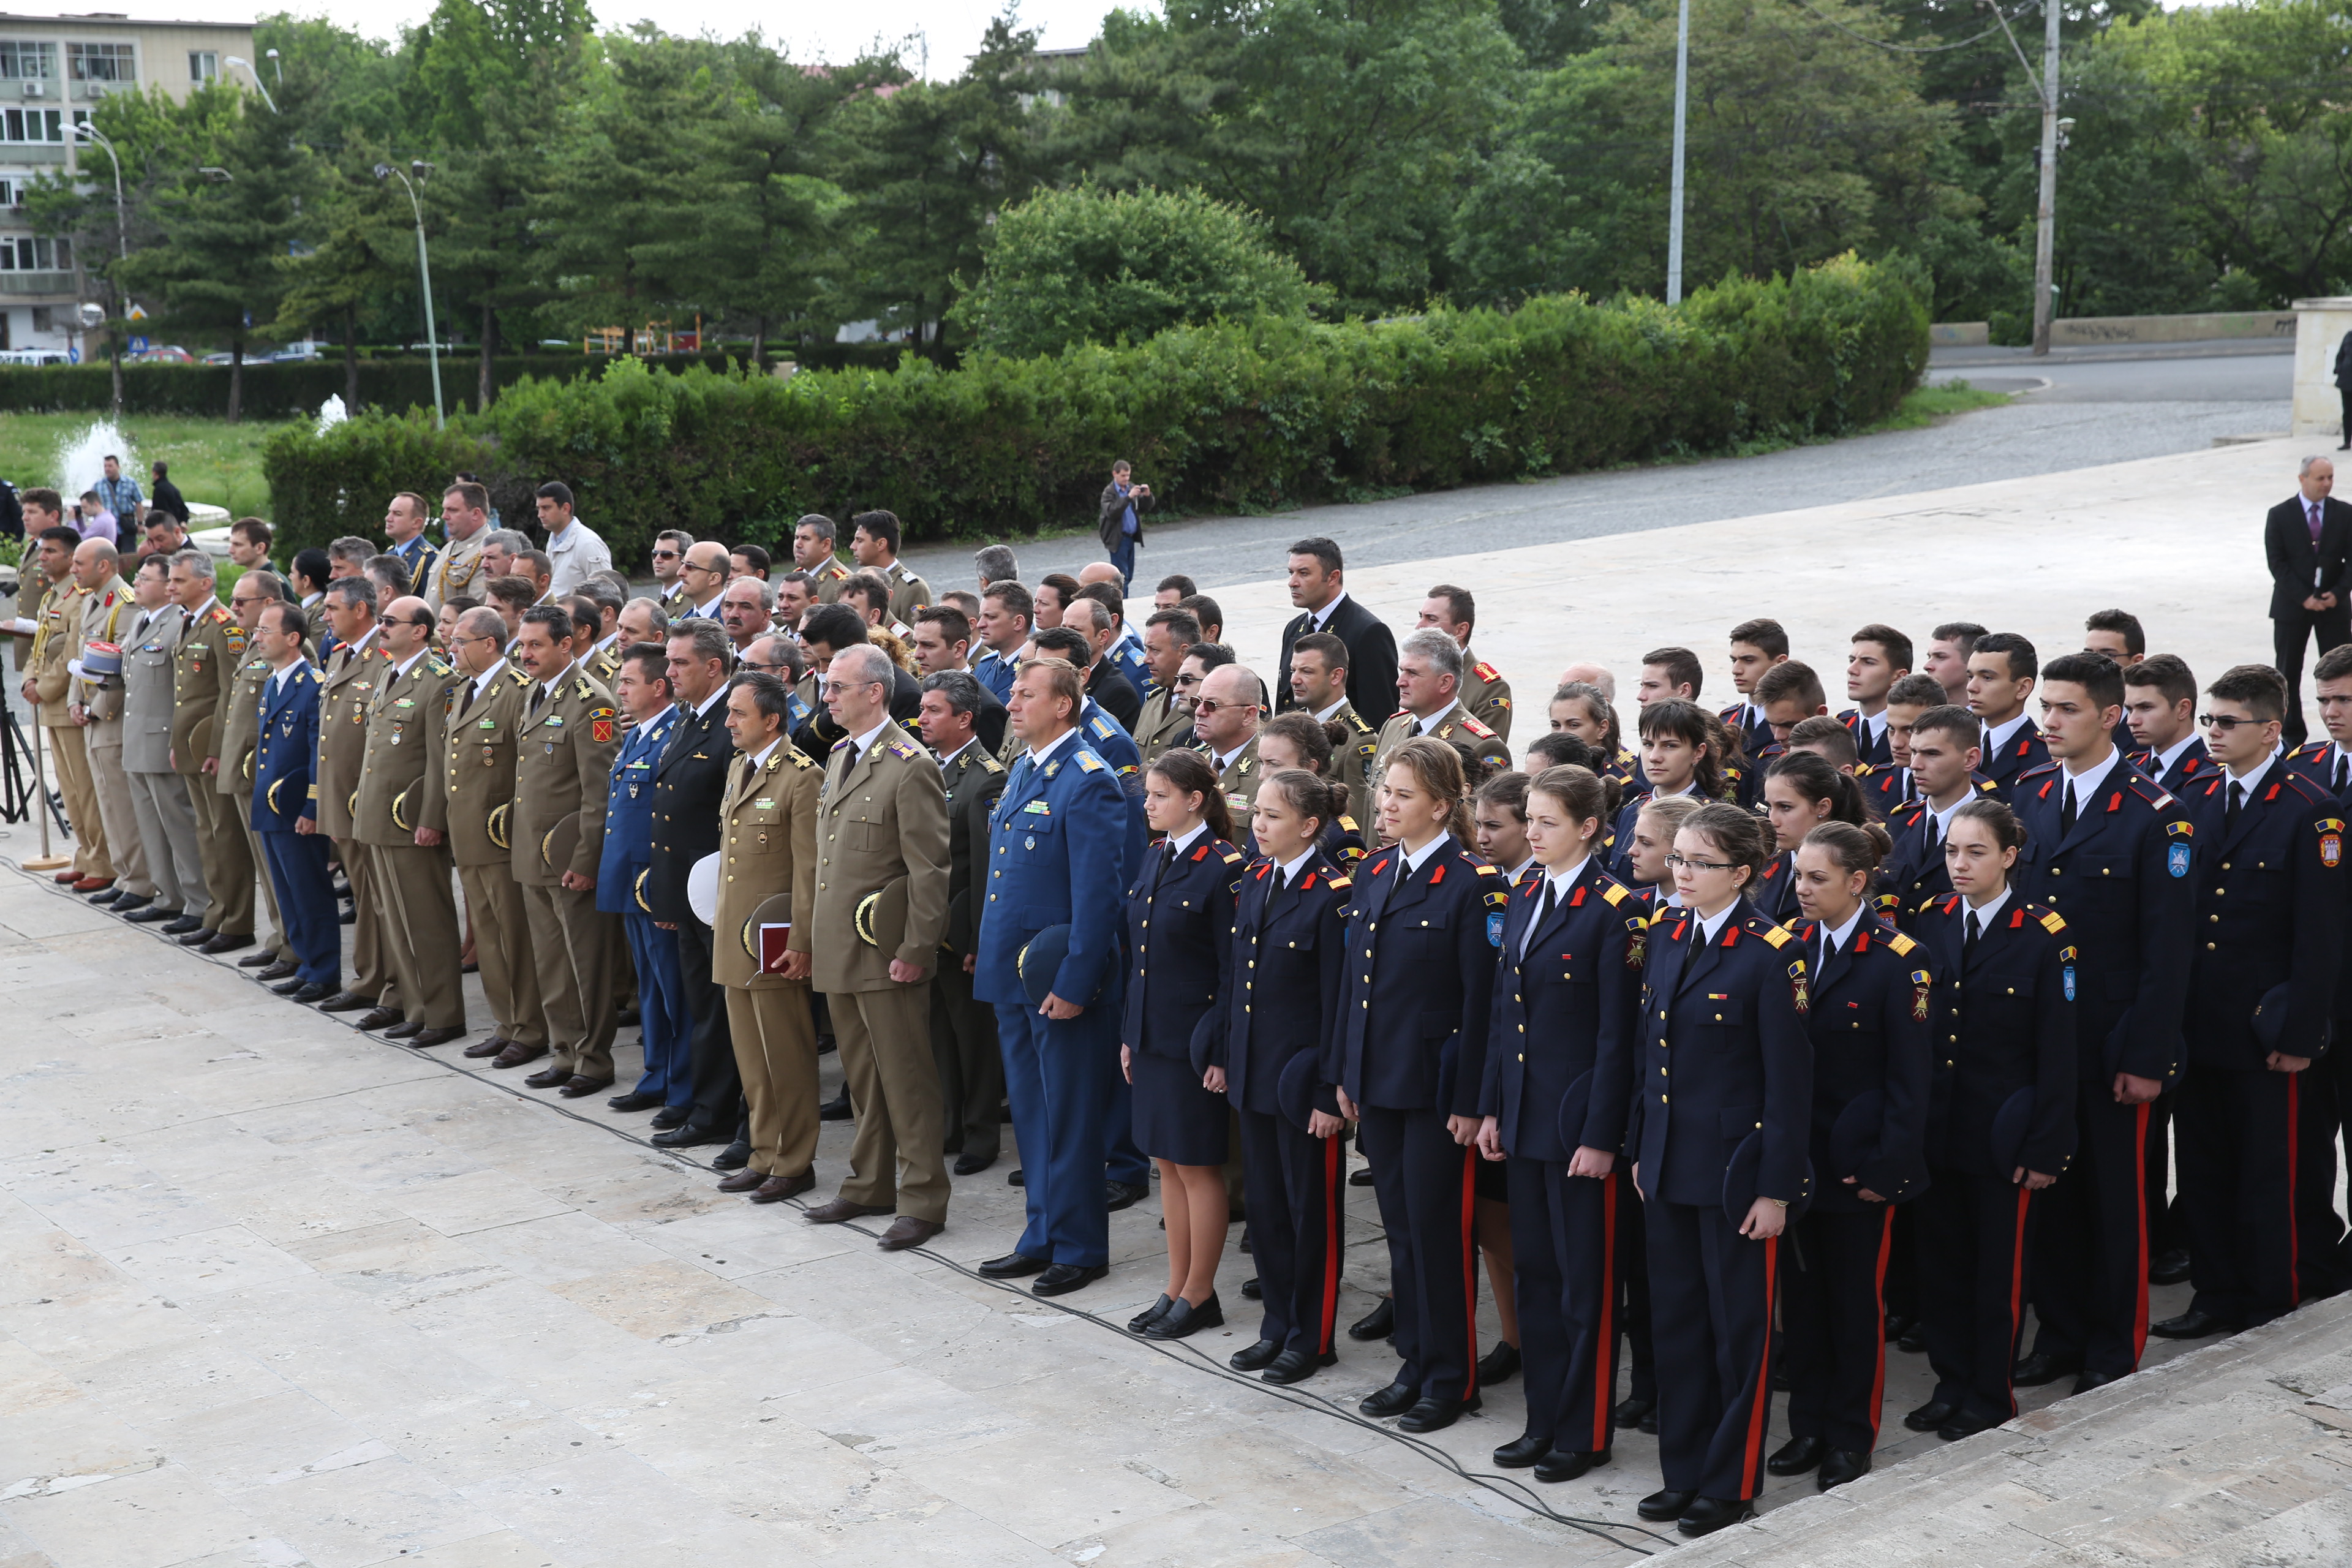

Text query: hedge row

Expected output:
[260,254,1931,564]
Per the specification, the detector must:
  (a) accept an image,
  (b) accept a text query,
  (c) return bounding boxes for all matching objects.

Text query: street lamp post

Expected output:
[72,121,127,412]
[222,55,277,114]
[376,160,443,429]
[1665,0,1692,306]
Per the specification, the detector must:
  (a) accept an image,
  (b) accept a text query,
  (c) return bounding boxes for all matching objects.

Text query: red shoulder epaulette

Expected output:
[1460,714,1497,740]
[1472,660,1500,684]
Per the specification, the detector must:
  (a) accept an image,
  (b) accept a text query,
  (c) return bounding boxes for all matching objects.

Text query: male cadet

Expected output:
[383,491,440,597]
[1289,629,1378,830]
[793,513,855,601]
[711,670,825,1202]
[2005,652,2194,1396]
[311,579,400,1016]
[1637,646,1705,707]
[912,605,1006,753]
[21,525,110,889]
[442,605,544,1064]
[1839,623,1912,767]
[1881,705,2000,926]
[166,550,255,953]
[2155,665,2346,1339]
[1367,629,1512,805]
[974,655,1135,1297]
[650,529,695,612]
[1192,663,1264,820]
[920,669,1009,1175]
[1417,583,1512,741]
[1866,673,1948,816]
[505,605,624,1095]
[66,538,140,905]
[805,643,954,1248]
[1133,608,1199,765]
[850,508,932,624]
[1964,631,2049,798]
[646,620,746,1155]
[1274,537,1398,725]
[1749,659,1831,800]
[2293,647,2352,1250]
[347,597,467,1044]
[601,643,690,1115]
[2125,655,2212,794]
[218,570,297,976]
[1720,617,1789,759]
[251,601,340,1002]
[121,555,206,927]
[1923,622,1986,705]
[425,481,493,612]
[2082,609,2147,752]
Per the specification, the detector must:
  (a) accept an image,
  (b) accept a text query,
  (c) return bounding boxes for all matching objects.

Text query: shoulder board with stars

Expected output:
[887,739,920,761]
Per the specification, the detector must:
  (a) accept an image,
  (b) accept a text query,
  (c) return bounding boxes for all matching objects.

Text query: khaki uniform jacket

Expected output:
[170,600,246,777]
[70,575,134,720]
[1134,687,1189,766]
[353,652,463,848]
[217,649,276,795]
[1458,649,1515,744]
[1204,732,1263,821]
[881,560,932,625]
[1324,700,1380,832]
[1368,701,1512,797]
[121,603,186,774]
[424,529,490,612]
[712,741,821,989]
[811,729,951,992]
[586,637,624,690]
[315,633,390,840]
[510,662,620,888]
[941,741,1008,956]
[28,578,81,723]
[437,667,536,868]
[810,558,853,603]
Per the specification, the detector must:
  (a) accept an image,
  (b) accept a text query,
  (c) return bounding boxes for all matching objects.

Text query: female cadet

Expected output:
[1331,737,1507,1434]
[1609,700,1727,881]
[1121,748,1244,1341]
[1771,820,1933,1493]
[1213,767,1354,1385]
[1629,803,1812,1539]
[1906,799,2076,1441]
[1477,763,1644,1482]
[1255,710,1366,864]
[1467,769,1540,1387]
[1548,682,1638,792]
[1624,793,1708,904]
[1754,753,1871,922]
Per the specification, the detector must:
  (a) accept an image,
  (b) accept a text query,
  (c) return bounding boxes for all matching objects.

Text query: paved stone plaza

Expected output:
[2,433,2347,1568]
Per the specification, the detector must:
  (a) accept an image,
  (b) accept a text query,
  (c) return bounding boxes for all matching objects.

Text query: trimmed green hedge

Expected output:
[262,253,1930,564]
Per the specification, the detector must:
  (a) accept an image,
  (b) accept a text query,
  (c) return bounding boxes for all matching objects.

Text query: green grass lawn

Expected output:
[0,411,293,521]
[1869,379,2011,432]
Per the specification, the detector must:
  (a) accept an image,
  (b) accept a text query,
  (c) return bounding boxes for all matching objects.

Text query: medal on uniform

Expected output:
[483,745,495,766]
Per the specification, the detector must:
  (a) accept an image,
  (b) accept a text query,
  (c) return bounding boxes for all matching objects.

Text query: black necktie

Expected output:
[1818,928,1834,974]
[2335,752,2348,796]
[1154,840,1178,889]
[1964,908,1982,963]
[2226,780,2244,834]
[460,680,478,717]
[530,684,548,716]
[1902,769,1915,805]
[2059,781,2077,838]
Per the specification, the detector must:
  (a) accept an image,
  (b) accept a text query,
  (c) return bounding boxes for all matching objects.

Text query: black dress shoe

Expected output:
[1008,1167,1025,1186]
[1768,1434,1825,1476]
[616,1006,639,1028]
[1031,1262,1107,1297]
[1641,1406,1659,1435]
[112,894,155,914]
[1534,1448,1607,1483]
[284,981,337,1003]
[1883,1311,1917,1342]
[1128,1295,1174,1333]
[161,914,205,935]
[125,906,181,924]
[354,1007,404,1030]
[711,1141,752,1171]
[176,927,220,946]
[1477,1341,1521,1385]
[1817,1449,1871,1490]
[1897,1324,1926,1354]
[89,888,125,907]
[1677,1496,1754,1537]
[238,946,277,968]
[524,1065,570,1089]
[2151,1308,2237,1340]
[1360,1381,1419,1419]
[411,1028,466,1048]
[1348,1166,1374,1186]
[2011,1350,2081,1387]
[1493,1433,1551,1469]
[1105,1180,1150,1213]
[1240,1276,1262,1300]
[382,1021,424,1039]
[1613,1392,1656,1427]
[1229,1338,1281,1372]
[651,1123,726,1149]
[2148,1248,2191,1286]
[818,1088,853,1121]
[198,932,254,955]
[1637,1488,1697,1522]
[1904,1399,1956,1432]
[1348,1298,1395,1341]
[256,960,299,982]
[978,1252,1050,1280]
[1142,1294,1223,1340]
[1938,1411,2000,1441]
[338,905,355,925]
[2072,1370,2122,1395]
[1396,1393,1479,1433]
[1260,1348,1335,1385]
[953,1150,996,1175]
[650,1106,692,1131]
[608,1091,664,1112]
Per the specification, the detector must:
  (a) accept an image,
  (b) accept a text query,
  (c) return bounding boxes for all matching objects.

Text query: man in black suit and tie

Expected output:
[1273,537,1398,726]
[2266,455,2352,745]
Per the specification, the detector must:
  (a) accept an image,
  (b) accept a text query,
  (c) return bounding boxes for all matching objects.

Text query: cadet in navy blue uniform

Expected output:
[1253,712,1368,868]
[1628,803,1812,1539]
[598,646,689,1113]
[974,657,1136,1298]
[1964,633,2051,799]
[1121,748,1244,1341]
[1770,820,1931,1493]
[2293,644,2352,1286]
[1330,737,1507,1434]
[248,601,339,1000]
[2005,653,2194,1395]
[1879,706,2002,928]
[1863,672,1949,818]
[1214,767,1354,1385]
[2154,665,2346,1339]
[1608,701,1721,884]
[1754,752,1869,925]
[1906,800,2076,1441]
[1719,617,1785,765]
[1476,764,1642,1483]
[1838,623,1912,769]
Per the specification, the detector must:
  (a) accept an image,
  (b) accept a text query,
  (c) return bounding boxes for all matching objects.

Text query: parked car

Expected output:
[0,347,72,366]
[129,345,195,364]
[200,350,235,364]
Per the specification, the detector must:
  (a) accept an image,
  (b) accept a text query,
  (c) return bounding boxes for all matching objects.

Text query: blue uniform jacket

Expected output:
[974,733,1133,1009]
[1478,857,1644,1163]
[2285,739,2352,1024]
[251,660,322,831]
[2007,760,2195,1083]
[2133,737,2214,796]
[598,706,677,917]
[1913,894,2078,1178]
[2179,765,2344,1068]
[1838,708,1894,768]
[1879,772,2003,926]
[973,648,1016,706]
[1208,853,1351,1115]
[1628,906,1814,1208]
[1121,833,1243,1061]
[1787,913,1932,1210]
[1980,717,2051,800]
[1326,836,1506,1117]
[1750,849,1801,925]
[1079,699,1147,882]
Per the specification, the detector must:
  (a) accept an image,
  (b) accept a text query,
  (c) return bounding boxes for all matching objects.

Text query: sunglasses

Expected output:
[2198,713,2265,731]
[1193,697,1255,717]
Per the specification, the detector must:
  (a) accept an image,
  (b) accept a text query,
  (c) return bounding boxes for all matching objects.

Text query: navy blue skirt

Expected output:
[1132,1049,1230,1166]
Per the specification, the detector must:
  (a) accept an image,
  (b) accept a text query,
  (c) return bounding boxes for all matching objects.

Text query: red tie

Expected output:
[2312,502,2325,545]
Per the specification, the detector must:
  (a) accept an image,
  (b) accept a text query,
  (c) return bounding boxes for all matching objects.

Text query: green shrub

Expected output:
[262,253,1929,562]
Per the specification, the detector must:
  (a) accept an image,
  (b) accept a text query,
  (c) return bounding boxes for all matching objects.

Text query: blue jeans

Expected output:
[1109,533,1137,586]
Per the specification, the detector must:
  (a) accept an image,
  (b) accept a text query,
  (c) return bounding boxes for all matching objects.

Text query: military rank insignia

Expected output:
[1911,969,1932,1021]
[1626,917,1647,970]
[1788,960,1809,1014]
[2168,842,2191,878]
[590,707,617,744]
[2061,946,2078,1000]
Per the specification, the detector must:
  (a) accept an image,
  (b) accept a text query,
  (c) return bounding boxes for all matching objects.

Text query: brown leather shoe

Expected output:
[876,1216,943,1251]
[523,1065,571,1090]
[53,868,83,884]
[71,875,113,893]
[463,1036,509,1059]
[557,1076,614,1098]
[355,1007,404,1031]
[751,1170,816,1204]
[804,1196,894,1224]
[717,1168,769,1193]
[492,1042,549,1069]
[410,1027,466,1049]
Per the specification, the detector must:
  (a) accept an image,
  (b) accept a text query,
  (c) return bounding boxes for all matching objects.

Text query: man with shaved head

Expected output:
[1191,663,1263,807]
[679,540,729,620]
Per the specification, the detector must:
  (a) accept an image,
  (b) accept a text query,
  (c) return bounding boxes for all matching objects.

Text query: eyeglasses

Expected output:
[1662,851,1738,874]
[682,561,722,576]
[2198,713,2264,731]
[741,658,786,674]
[455,633,500,647]
[1193,698,1255,716]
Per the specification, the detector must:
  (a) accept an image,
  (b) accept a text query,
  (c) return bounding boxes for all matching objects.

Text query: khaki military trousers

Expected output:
[84,719,149,897]
[128,768,205,913]
[830,982,951,1224]
[46,720,111,878]
[185,772,254,936]
[229,784,289,960]
[519,881,620,1079]
[335,837,398,1006]
[458,863,542,1047]
[724,982,818,1179]
[369,843,464,1030]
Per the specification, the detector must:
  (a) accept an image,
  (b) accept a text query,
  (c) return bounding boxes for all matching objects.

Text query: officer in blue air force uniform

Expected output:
[599,666,688,1114]
[249,601,339,1000]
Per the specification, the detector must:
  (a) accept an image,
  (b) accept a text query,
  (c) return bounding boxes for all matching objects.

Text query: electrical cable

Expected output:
[1779,0,2043,55]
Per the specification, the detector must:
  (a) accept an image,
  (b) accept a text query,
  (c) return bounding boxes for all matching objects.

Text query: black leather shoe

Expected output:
[1241,1276,1262,1300]
[524,1066,570,1089]
[238,947,277,968]
[2011,1351,2081,1387]
[337,905,355,925]
[198,932,254,956]
[1493,1433,1551,1469]
[607,1091,663,1112]
[818,1088,853,1121]
[1897,1325,1927,1354]
[650,1106,692,1131]
[285,981,336,1004]
[1534,1448,1607,1484]
[1396,1393,1479,1433]
[1104,1180,1150,1213]
[1229,1338,1281,1372]
[1677,1496,1754,1537]
[354,1007,404,1031]
[1007,1167,1024,1186]
[162,914,205,935]
[411,1028,466,1049]
[89,888,124,907]
[124,905,181,924]
[176,927,220,946]
[711,1140,752,1171]
[2148,1248,2191,1286]
[255,960,299,982]
[383,1021,424,1039]
[2151,1308,2239,1340]
[1613,1392,1656,1428]
[2072,1370,2122,1396]
[1637,1489,1697,1523]
[1348,1298,1395,1341]
[1142,1294,1223,1340]
[1938,1411,2000,1441]
[953,1150,996,1175]
[1031,1262,1106,1297]
[1359,1381,1419,1419]
[651,1123,726,1149]
[1768,1434,1825,1476]
[1817,1449,1871,1490]
[1904,1399,1956,1432]
[1477,1341,1521,1385]
[1883,1311,1917,1342]
[1348,1166,1373,1186]
[1128,1295,1174,1333]
[978,1251,1050,1280]
[1260,1348,1335,1385]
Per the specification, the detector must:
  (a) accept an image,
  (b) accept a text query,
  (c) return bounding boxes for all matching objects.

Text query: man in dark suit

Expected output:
[2264,456,2352,745]
[919,669,1009,1174]
[1274,537,1398,726]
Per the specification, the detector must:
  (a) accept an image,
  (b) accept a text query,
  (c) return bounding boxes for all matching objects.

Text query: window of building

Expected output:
[0,178,18,207]
[0,235,70,271]
[0,42,56,80]
[66,43,134,83]
[1,108,63,143]
[189,51,216,84]
[30,305,51,333]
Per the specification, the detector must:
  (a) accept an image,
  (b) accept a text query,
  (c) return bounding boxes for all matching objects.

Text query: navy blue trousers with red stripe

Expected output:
[1918,1170,2036,1428]
[1359,1106,1478,1403]
[2178,1065,2343,1327]
[1507,1157,1622,1455]
[1781,1205,1896,1454]
[1237,1104,1344,1359]
[1646,1198,1779,1500]
[2029,1088,2153,1381]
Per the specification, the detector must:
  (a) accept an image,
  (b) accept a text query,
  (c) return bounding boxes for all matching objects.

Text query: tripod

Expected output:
[1,703,69,838]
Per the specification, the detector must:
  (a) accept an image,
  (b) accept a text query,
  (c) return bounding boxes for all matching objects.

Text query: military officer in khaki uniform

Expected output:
[217,570,295,973]
[711,670,823,1201]
[67,539,141,902]
[1133,608,1199,766]
[1366,629,1513,821]
[20,528,109,886]
[1190,663,1264,824]
[793,514,855,603]
[165,551,255,952]
[441,605,544,1060]
[916,669,1009,1174]
[352,596,467,1044]
[424,480,493,612]
[507,604,625,1093]
[1417,584,1513,742]
[311,579,399,1014]
[804,643,954,1248]
[849,510,932,624]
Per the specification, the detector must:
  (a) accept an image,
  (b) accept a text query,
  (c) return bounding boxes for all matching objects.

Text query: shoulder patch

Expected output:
[1074,750,1104,773]
[980,755,1005,774]
[1472,660,1500,684]
[1886,930,1918,956]
[1600,881,1627,906]
[2038,908,2067,935]
[1755,922,1792,949]
[1460,714,1497,739]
